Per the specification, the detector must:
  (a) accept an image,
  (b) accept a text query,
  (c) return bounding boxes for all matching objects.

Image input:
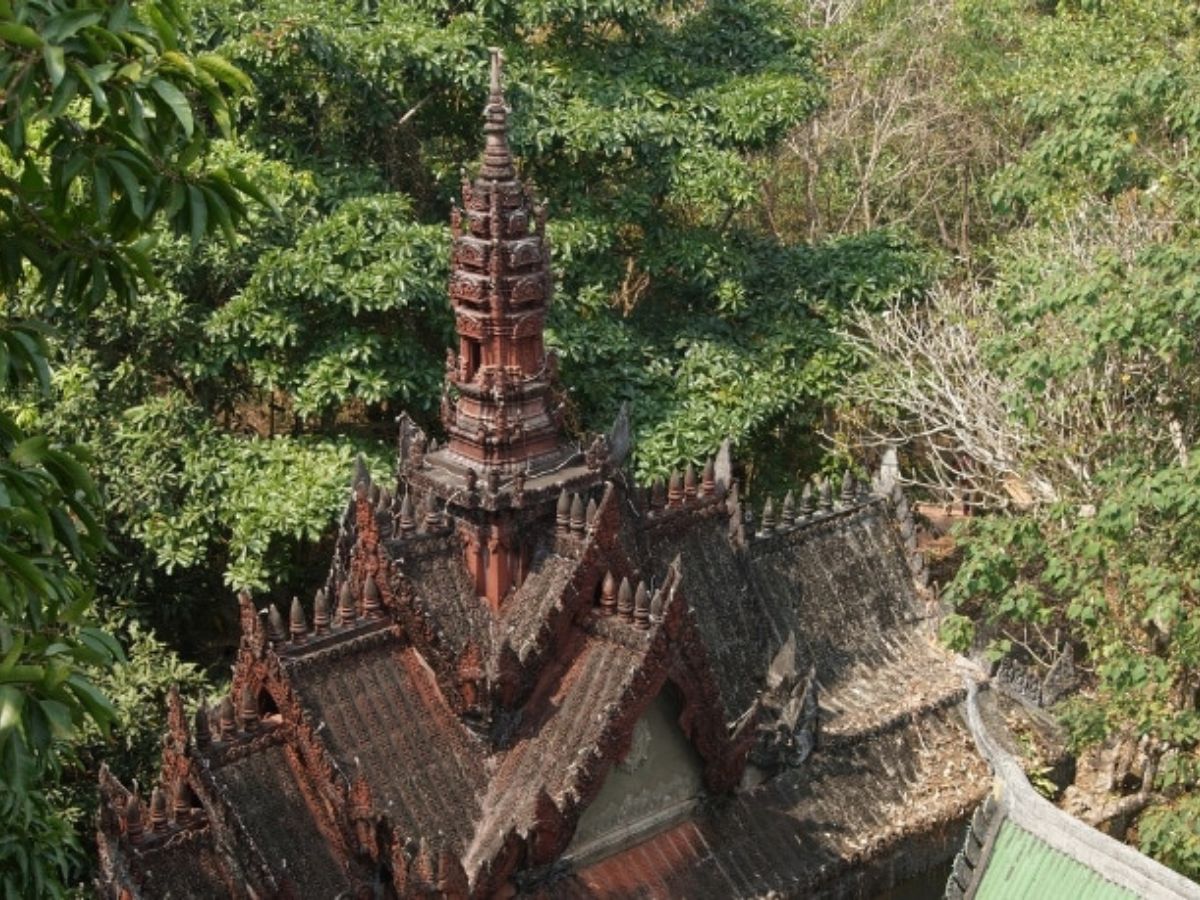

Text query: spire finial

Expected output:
[489,46,503,100]
[480,47,515,181]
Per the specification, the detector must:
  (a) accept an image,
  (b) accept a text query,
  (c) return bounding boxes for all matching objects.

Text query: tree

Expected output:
[837,0,1200,877]
[0,0,253,891]
[12,0,936,639]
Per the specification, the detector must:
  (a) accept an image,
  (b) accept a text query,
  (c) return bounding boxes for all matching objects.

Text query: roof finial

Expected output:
[489,46,503,100]
[480,47,515,181]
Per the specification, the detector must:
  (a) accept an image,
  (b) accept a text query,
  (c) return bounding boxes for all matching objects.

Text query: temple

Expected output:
[93,52,1072,899]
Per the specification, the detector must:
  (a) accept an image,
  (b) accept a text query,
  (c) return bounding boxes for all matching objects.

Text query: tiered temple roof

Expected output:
[97,51,993,899]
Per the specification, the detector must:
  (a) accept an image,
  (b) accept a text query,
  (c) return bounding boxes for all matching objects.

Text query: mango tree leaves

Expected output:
[0,0,262,893]
[0,0,261,309]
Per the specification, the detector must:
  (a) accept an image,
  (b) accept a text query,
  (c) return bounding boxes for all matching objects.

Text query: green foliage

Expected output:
[828,0,1200,876]
[204,194,450,420]
[1,0,255,893]
[618,229,933,481]
[9,0,930,624]
[938,612,975,654]
[0,323,118,896]
[87,614,208,783]
[47,611,211,859]
[0,0,261,307]
[107,391,364,592]
[1138,795,1200,882]
[0,782,80,898]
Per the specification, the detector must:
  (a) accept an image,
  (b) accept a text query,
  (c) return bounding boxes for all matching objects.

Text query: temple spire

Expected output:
[440,50,564,474]
[480,47,515,181]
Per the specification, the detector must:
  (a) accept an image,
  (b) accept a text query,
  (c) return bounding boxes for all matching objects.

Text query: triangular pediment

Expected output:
[565,683,706,865]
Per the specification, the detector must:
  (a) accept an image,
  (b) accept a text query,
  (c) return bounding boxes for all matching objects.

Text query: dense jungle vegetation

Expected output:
[3,0,1200,891]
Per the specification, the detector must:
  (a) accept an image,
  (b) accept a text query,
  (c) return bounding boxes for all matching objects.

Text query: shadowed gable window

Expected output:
[565,684,705,863]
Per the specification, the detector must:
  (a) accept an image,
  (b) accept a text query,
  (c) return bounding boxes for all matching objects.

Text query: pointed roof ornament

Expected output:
[761,497,776,533]
[398,493,416,537]
[172,780,191,824]
[556,488,571,533]
[781,490,796,529]
[338,581,356,625]
[150,785,168,833]
[289,596,307,642]
[649,587,665,623]
[799,480,815,517]
[313,588,330,634]
[617,576,634,622]
[218,694,237,740]
[667,470,684,507]
[480,47,515,181]
[600,571,617,616]
[239,685,259,730]
[194,700,211,749]
[585,496,598,531]
[267,604,287,643]
[818,477,833,512]
[125,791,144,843]
[683,463,697,500]
[633,581,650,629]
[363,574,383,617]
[569,493,585,533]
[701,458,716,497]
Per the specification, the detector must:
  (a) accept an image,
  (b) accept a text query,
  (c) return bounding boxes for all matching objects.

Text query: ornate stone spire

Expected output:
[289,596,307,642]
[633,581,650,630]
[267,603,286,643]
[781,490,796,529]
[239,685,259,730]
[125,792,144,843]
[218,695,236,740]
[442,48,562,473]
[336,581,354,626]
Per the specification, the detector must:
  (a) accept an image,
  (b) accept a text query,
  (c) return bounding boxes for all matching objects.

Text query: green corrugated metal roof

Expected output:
[974,821,1139,900]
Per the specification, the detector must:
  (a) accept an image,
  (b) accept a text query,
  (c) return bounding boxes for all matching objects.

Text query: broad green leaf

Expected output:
[188,184,206,245]
[150,77,193,137]
[0,22,43,49]
[42,45,65,87]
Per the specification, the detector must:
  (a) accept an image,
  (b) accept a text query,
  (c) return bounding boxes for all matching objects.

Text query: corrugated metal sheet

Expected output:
[974,821,1138,900]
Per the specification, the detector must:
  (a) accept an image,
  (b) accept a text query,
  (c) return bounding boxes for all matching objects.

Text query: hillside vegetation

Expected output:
[819,0,1200,875]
